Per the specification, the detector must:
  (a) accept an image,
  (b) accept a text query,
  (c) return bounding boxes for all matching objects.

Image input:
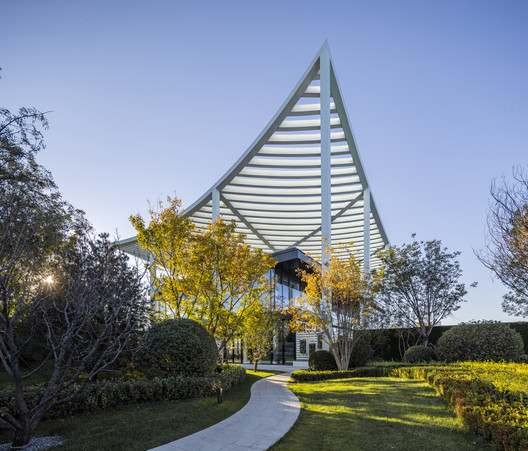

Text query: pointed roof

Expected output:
[119,43,389,266]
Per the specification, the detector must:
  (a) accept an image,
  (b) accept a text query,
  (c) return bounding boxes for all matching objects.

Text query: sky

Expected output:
[1,0,527,325]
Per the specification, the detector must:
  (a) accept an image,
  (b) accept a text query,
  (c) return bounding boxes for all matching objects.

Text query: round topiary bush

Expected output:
[309,350,337,371]
[436,321,524,362]
[348,335,374,368]
[403,345,436,363]
[515,354,528,364]
[136,319,218,378]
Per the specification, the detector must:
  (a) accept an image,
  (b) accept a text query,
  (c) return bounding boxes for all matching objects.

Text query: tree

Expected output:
[0,108,149,447]
[131,202,277,363]
[243,295,278,372]
[378,237,473,346]
[130,197,197,319]
[0,107,50,187]
[476,167,528,317]
[287,244,380,371]
[192,219,276,362]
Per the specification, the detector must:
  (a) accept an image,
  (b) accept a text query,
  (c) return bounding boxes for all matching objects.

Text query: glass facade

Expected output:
[223,247,312,365]
[272,258,305,310]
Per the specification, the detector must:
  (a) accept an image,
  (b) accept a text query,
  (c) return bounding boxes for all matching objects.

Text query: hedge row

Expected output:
[390,364,528,450]
[364,321,528,361]
[292,362,528,450]
[0,365,246,420]
[291,366,387,381]
[290,362,433,382]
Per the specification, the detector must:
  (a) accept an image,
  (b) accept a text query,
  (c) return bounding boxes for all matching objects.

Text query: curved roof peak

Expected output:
[119,44,389,267]
[184,44,388,266]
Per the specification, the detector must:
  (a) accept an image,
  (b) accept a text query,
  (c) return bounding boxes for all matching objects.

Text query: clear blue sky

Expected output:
[2,0,527,324]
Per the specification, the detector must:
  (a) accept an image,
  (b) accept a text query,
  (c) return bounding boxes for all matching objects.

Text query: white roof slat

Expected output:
[247,156,353,168]
[289,102,336,116]
[238,167,355,178]
[230,174,360,188]
[278,117,341,131]
[267,131,346,144]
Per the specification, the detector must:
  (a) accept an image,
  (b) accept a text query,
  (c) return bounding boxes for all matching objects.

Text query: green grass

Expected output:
[0,370,275,450]
[272,377,492,451]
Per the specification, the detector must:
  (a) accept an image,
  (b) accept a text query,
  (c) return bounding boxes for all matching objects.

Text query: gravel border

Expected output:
[0,436,64,450]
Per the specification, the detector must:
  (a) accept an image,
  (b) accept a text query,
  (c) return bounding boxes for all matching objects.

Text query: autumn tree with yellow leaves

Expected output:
[131,198,276,362]
[243,294,279,372]
[287,244,381,371]
[192,220,276,360]
[130,197,198,319]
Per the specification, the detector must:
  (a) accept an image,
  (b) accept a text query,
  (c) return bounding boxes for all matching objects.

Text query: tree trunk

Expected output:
[253,359,258,372]
[217,340,226,370]
[11,416,32,448]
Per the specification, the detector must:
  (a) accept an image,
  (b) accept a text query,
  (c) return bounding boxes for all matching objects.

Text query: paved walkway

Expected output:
[150,366,300,451]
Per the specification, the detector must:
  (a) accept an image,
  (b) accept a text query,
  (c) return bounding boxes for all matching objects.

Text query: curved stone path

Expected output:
[149,366,300,451]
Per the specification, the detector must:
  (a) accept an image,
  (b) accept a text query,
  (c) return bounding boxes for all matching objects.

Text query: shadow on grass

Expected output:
[272,377,491,451]
[0,371,275,451]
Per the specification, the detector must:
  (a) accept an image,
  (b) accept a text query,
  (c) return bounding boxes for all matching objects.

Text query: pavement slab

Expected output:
[149,368,300,451]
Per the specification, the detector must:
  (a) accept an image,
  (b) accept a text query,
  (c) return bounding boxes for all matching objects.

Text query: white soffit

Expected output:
[119,42,389,267]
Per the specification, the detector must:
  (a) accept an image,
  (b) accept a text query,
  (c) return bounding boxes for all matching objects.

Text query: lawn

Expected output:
[272,377,491,451]
[0,370,275,450]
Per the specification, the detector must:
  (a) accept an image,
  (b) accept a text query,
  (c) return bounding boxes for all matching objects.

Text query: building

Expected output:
[117,42,389,365]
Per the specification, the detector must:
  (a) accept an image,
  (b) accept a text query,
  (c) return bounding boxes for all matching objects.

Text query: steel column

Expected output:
[363,186,371,273]
[320,45,331,266]
[212,188,220,221]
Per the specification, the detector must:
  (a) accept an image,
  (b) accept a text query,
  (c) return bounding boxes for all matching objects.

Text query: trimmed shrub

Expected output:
[136,319,218,378]
[291,367,387,382]
[309,350,337,371]
[403,345,436,364]
[348,335,374,368]
[514,354,528,364]
[387,362,528,450]
[436,320,524,362]
[0,366,247,421]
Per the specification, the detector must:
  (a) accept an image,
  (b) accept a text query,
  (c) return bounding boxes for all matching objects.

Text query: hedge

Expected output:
[403,345,436,363]
[0,365,246,420]
[363,321,528,361]
[291,366,387,382]
[290,362,434,382]
[292,361,528,450]
[389,363,528,450]
[436,321,524,362]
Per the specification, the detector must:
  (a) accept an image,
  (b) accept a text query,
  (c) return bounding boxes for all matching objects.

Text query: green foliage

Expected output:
[403,345,436,364]
[287,243,382,371]
[309,350,337,371]
[509,322,528,352]
[348,334,374,368]
[0,366,247,421]
[132,204,276,357]
[243,296,278,371]
[278,374,489,451]
[293,361,528,448]
[436,321,524,362]
[291,367,385,382]
[515,354,528,363]
[136,319,218,378]
[378,237,471,345]
[130,197,196,319]
[0,107,151,447]
[292,361,434,382]
[389,362,528,450]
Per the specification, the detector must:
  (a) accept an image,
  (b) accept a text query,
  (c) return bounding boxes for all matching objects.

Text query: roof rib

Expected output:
[118,42,389,267]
